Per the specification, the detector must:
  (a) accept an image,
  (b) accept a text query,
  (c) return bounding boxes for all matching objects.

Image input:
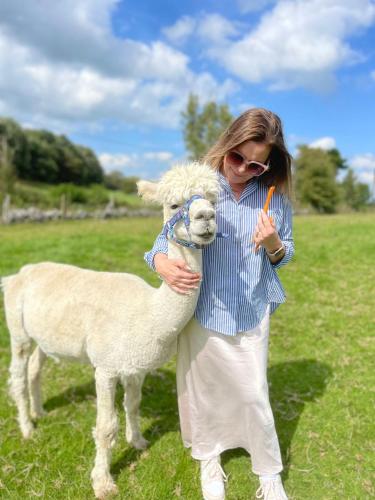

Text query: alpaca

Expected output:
[1,162,220,499]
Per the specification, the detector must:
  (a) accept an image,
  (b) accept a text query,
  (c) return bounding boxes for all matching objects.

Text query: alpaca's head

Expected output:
[138,162,220,247]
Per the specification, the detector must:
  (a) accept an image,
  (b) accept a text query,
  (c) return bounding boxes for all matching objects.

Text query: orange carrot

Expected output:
[263,186,275,215]
[253,185,276,248]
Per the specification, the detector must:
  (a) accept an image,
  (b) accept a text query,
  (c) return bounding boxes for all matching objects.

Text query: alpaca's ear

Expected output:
[137,180,159,203]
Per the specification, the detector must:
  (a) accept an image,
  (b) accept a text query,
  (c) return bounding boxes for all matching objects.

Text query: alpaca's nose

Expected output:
[194,208,215,221]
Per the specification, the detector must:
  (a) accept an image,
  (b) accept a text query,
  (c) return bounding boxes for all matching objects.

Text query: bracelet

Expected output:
[266,245,285,257]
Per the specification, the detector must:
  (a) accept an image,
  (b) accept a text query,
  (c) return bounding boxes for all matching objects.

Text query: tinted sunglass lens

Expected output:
[227,151,244,166]
[248,163,264,176]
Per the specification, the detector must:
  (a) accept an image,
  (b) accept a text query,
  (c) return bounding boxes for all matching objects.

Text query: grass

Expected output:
[7,179,153,210]
[0,214,374,499]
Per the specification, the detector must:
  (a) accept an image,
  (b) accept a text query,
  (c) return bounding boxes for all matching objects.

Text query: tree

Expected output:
[327,148,348,172]
[0,117,30,178]
[26,130,60,183]
[341,168,371,210]
[0,116,104,186]
[294,146,341,213]
[103,171,139,193]
[181,94,233,160]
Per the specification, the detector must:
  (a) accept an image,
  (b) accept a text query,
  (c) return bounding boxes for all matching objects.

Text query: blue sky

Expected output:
[0,0,374,189]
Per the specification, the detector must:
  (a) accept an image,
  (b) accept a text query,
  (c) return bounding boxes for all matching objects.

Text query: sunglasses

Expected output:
[225,150,270,176]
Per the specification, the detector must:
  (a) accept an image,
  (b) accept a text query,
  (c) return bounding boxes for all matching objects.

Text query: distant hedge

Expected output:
[0,117,103,185]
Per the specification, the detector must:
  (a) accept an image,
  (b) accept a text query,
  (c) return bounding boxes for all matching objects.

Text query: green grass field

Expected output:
[0,214,374,499]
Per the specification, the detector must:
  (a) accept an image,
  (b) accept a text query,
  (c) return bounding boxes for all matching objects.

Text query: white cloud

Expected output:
[162,16,196,44]
[234,102,257,113]
[349,153,375,187]
[0,1,237,130]
[205,0,375,91]
[99,150,175,174]
[143,152,173,162]
[237,0,275,14]
[0,0,189,82]
[196,14,239,43]
[350,153,375,170]
[309,136,336,150]
[99,153,135,172]
[163,13,239,46]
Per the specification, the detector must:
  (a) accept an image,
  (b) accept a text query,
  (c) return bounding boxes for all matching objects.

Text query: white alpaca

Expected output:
[1,162,220,499]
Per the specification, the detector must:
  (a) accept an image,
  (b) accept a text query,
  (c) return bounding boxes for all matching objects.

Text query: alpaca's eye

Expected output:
[171,204,179,210]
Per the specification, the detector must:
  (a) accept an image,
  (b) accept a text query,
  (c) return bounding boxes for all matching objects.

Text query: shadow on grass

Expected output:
[222,358,332,480]
[43,368,179,478]
[111,369,180,478]
[44,380,96,411]
[43,358,331,481]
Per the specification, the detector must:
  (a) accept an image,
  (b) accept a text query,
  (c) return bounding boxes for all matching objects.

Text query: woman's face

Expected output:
[222,141,271,186]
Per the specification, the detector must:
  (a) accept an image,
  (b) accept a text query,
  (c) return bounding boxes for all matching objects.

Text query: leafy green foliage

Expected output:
[295,146,342,213]
[326,148,348,171]
[0,118,29,177]
[0,215,374,499]
[5,180,150,210]
[181,94,233,160]
[295,146,371,213]
[0,117,104,186]
[341,168,371,210]
[103,171,139,194]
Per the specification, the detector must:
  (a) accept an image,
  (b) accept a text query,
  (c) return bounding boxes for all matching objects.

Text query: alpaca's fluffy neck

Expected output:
[151,240,202,344]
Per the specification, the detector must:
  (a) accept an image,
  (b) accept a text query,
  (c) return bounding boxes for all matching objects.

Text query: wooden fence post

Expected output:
[2,193,11,224]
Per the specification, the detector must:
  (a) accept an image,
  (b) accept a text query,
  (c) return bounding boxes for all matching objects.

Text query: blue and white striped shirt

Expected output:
[144,172,294,336]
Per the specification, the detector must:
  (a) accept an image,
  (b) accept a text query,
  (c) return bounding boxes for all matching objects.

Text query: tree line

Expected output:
[0,117,103,185]
[1,101,372,213]
[0,118,139,199]
[181,95,372,213]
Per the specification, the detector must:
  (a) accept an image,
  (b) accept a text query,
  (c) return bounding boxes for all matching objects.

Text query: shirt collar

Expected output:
[217,171,258,202]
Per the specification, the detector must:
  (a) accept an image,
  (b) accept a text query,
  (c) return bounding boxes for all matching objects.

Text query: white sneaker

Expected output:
[200,456,228,500]
[255,475,288,500]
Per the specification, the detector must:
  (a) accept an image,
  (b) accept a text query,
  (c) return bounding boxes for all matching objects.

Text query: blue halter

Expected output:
[162,194,228,249]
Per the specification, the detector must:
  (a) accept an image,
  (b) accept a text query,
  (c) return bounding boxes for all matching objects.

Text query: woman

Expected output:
[144,108,294,500]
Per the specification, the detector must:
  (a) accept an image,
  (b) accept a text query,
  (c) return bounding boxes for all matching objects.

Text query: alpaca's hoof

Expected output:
[130,436,149,450]
[92,476,118,499]
[30,407,47,420]
[21,421,34,439]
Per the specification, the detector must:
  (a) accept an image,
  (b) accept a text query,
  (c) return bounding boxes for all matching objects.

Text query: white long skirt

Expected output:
[176,306,283,475]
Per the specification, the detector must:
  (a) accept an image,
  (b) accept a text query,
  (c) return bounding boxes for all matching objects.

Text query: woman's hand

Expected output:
[252,210,282,253]
[154,253,201,294]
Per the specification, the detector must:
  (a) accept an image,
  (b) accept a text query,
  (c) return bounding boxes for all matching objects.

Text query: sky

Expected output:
[0,0,374,191]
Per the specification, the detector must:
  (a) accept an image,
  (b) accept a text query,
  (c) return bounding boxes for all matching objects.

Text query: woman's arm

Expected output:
[144,231,201,293]
[144,231,168,271]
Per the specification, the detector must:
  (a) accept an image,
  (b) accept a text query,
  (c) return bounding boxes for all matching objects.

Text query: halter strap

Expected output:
[162,195,228,249]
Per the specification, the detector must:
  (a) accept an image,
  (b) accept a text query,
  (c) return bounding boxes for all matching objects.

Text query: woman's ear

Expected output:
[137,180,159,203]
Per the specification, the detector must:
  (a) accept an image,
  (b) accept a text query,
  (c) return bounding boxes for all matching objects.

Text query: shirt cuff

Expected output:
[144,248,167,271]
[271,241,294,270]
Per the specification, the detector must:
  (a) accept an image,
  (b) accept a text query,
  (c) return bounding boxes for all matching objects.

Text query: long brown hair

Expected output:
[203,108,293,199]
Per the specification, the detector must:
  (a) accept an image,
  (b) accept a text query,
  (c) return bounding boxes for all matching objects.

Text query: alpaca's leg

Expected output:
[122,373,148,450]
[91,368,119,499]
[9,337,33,439]
[28,346,47,419]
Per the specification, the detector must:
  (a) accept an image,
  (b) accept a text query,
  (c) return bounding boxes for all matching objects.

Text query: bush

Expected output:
[49,183,88,204]
[85,184,109,206]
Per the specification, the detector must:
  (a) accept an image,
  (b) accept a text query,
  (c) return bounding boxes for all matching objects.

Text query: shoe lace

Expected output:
[202,459,229,483]
[255,479,279,499]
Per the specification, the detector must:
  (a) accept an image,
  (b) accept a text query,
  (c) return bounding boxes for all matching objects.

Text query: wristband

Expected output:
[266,245,285,257]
